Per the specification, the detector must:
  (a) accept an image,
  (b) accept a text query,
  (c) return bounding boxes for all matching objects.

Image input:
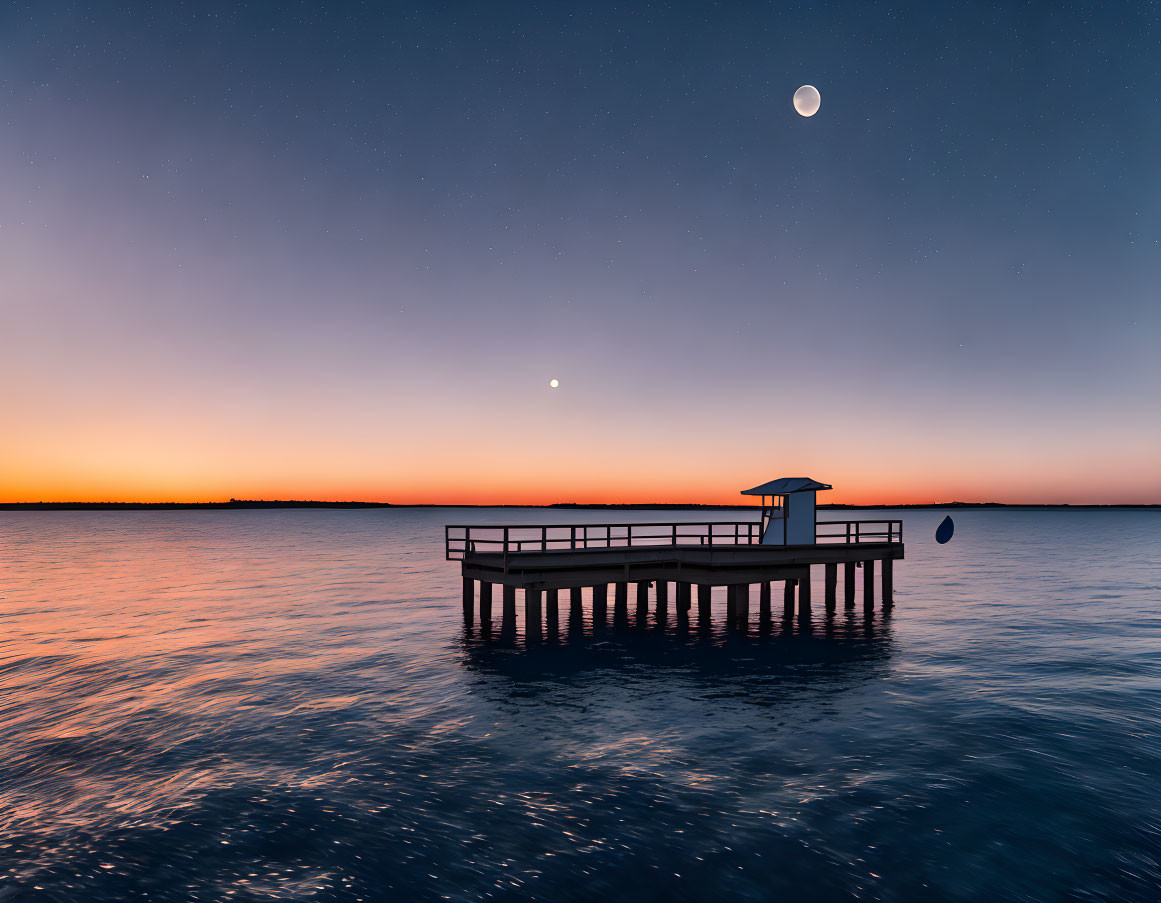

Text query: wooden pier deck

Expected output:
[447,518,904,631]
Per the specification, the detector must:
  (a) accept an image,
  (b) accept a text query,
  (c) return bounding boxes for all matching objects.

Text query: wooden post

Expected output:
[546,588,559,628]
[697,584,712,622]
[726,584,737,624]
[844,562,856,609]
[593,583,608,625]
[614,582,629,623]
[882,558,894,608]
[570,586,583,616]
[503,584,517,619]
[636,581,650,622]
[656,580,669,620]
[735,584,750,627]
[462,577,474,623]
[759,581,771,622]
[479,582,493,625]
[525,588,542,640]
[824,563,837,612]
[798,571,811,615]
[676,582,692,613]
[863,559,875,613]
[783,579,796,618]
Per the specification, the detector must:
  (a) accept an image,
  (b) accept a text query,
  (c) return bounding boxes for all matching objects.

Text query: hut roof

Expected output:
[740,477,832,496]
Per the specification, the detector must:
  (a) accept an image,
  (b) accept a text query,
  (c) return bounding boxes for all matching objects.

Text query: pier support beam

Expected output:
[545,588,559,629]
[614,582,628,624]
[525,588,542,640]
[503,585,517,621]
[798,571,811,616]
[824,564,837,613]
[783,580,796,618]
[882,559,894,609]
[759,581,771,623]
[636,582,650,623]
[462,577,474,622]
[593,583,609,625]
[479,582,493,626]
[844,562,856,610]
[697,584,712,623]
[656,580,669,621]
[726,584,737,624]
[863,560,875,613]
[676,582,692,614]
[735,584,750,628]
[570,586,583,618]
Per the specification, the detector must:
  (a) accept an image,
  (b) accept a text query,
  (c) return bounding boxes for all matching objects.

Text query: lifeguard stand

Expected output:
[740,477,833,546]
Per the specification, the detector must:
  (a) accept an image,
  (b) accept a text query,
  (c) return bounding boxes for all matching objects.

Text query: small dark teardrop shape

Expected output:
[935,515,955,544]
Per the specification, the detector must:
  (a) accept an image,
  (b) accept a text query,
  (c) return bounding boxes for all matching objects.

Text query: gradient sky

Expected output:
[2,1,1159,504]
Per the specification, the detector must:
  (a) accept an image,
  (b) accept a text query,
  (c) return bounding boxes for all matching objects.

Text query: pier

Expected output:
[446,477,904,634]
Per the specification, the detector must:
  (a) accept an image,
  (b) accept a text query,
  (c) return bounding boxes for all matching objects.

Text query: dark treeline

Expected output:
[548,502,1161,510]
[0,500,394,511]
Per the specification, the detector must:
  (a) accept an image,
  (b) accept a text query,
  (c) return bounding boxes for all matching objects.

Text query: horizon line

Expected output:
[2,500,1159,510]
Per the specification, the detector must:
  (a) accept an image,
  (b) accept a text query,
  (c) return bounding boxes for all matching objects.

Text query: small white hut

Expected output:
[741,477,833,546]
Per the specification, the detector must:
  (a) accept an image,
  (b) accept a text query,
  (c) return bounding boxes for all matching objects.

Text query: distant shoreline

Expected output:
[0,501,1157,511]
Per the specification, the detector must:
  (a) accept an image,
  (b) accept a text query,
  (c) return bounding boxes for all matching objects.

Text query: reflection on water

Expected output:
[461,609,894,687]
[1,507,1159,901]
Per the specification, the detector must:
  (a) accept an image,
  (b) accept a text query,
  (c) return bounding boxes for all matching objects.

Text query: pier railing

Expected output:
[815,520,903,544]
[445,519,902,561]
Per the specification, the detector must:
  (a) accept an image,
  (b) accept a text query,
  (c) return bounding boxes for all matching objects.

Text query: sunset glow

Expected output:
[1,5,1157,507]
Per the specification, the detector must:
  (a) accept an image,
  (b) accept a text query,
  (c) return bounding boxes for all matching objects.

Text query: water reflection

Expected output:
[459,609,895,695]
[3,508,1160,902]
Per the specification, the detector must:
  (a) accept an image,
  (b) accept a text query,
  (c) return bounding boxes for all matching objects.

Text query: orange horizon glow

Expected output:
[4,473,1157,508]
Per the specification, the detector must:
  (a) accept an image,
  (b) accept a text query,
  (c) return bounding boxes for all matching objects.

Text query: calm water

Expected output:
[1,508,1159,902]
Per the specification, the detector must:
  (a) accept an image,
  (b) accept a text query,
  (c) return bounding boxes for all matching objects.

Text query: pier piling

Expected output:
[882,558,894,608]
[614,582,628,623]
[824,563,837,612]
[784,580,796,618]
[759,581,771,622]
[799,571,812,616]
[525,588,542,640]
[863,559,875,613]
[844,562,856,609]
[462,577,474,622]
[546,588,559,628]
[736,584,750,627]
[656,580,669,621]
[479,582,492,625]
[697,584,712,622]
[593,583,609,625]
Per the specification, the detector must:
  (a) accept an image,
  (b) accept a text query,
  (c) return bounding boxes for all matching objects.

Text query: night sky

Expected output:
[3,2,1158,504]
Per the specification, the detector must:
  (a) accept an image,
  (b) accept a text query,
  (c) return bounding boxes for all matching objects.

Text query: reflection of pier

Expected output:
[446,478,904,635]
[459,608,895,686]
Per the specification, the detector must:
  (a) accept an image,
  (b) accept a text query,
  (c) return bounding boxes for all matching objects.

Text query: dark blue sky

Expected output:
[2,2,1158,502]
